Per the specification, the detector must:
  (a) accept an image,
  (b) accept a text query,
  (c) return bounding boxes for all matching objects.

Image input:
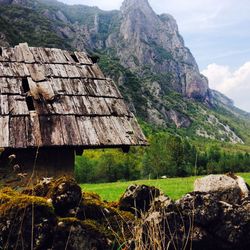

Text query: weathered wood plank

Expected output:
[51,95,76,114]
[27,64,46,82]
[72,96,88,115]
[91,116,111,145]
[50,78,69,95]
[74,51,92,65]
[44,48,56,63]
[63,64,81,78]
[0,48,9,62]
[28,77,40,100]
[3,48,16,62]
[105,98,131,116]
[61,95,76,113]
[39,115,64,146]
[0,78,9,94]
[29,47,44,63]
[100,116,123,145]
[7,78,22,94]
[62,50,76,63]
[84,79,103,96]
[71,79,87,95]
[51,48,68,64]
[33,98,54,115]
[0,62,14,77]
[52,78,87,96]
[90,64,105,79]
[110,116,133,145]
[47,64,68,78]
[93,116,123,145]
[0,95,9,115]
[26,112,42,147]
[14,45,24,62]
[37,47,50,63]
[0,78,23,95]
[10,63,30,77]
[76,116,99,146]
[76,65,93,78]
[0,116,9,147]
[18,43,35,63]
[81,96,93,114]
[130,115,148,145]
[88,97,111,115]
[37,81,55,101]
[8,95,29,115]
[9,116,27,148]
[60,115,82,146]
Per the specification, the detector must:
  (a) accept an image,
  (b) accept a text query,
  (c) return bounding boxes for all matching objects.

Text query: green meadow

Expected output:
[81,173,250,202]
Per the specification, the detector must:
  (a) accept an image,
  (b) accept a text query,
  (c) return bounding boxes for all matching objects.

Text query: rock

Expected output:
[119,184,161,215]
[176,192,220,226]
[52,218,110,250]
[136,179,250,250]
[71,191,112,221]
[210,200,250,249]
[0,188,57,250]
[194,174,249,204]
[73,192,135,247]
[1,176,250,250]
[49,176,83,216]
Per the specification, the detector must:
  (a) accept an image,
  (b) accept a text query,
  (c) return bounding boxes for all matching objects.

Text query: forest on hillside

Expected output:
[75,130,250,183]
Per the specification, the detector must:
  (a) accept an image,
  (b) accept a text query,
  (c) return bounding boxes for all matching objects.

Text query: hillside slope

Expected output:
[0,0,250,144]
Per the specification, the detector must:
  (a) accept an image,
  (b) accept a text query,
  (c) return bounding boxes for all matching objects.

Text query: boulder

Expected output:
[136,177,250,250]
[0,188,57,250]
[176,192,220,226]
[52,218,110,250]
[48,176,83,216]
[119,184,161,215]
[194,174,249,204]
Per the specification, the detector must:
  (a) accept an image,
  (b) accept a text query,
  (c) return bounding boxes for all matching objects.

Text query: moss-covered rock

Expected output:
[52,218,110,250]
[23,176,83,217]
[67,191,136,247]
[0,189,57,250]
[48,176,82,216]
[0,177,136,250]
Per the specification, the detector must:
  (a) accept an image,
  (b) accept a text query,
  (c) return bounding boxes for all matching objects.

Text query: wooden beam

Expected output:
[122,146,130,153]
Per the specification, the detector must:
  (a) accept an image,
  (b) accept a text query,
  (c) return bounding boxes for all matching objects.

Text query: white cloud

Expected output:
[202,63,250,112]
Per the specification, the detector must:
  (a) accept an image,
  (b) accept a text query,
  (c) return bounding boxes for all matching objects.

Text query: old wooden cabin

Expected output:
[0,43,147,182]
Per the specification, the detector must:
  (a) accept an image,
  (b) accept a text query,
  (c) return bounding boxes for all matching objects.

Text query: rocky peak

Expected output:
[107,0,209,103]
[121,0,154,15]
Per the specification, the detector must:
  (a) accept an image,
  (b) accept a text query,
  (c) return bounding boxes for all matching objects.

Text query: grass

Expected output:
[81,172,250,202]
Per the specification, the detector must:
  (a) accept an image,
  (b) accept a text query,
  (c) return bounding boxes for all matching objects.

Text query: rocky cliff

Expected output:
[107,0,209,100]
[0,0,249,143]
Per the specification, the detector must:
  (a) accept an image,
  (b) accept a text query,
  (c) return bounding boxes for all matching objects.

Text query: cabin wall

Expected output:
[0,147,75,186]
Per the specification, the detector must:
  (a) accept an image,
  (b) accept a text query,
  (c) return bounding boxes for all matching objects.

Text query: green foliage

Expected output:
[142,133,196,178]
[75,129,250,184]
[0,5,72,49]
[75,148,144,183]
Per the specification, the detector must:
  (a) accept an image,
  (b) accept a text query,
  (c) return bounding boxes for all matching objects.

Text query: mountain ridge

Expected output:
[0,0,250,144]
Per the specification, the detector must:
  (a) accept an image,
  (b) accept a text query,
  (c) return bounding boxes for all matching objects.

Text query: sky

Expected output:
[60,0,250,112]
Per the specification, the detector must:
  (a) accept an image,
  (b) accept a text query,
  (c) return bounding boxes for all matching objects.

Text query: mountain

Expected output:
[0,0,250,144]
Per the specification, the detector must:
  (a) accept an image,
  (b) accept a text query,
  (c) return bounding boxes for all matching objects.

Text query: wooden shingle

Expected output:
[0,43,147,149]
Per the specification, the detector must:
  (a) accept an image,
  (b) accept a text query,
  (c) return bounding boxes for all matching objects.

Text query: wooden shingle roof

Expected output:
[0,43,147,149]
